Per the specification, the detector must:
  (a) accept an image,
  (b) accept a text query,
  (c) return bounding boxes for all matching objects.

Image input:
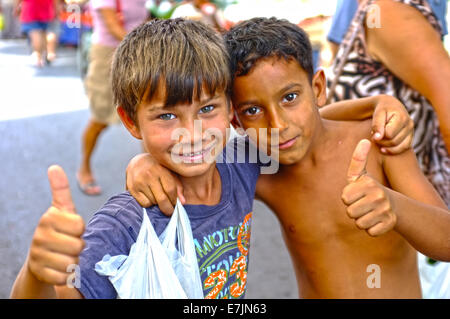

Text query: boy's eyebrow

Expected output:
[235,83,303,108]
[279,83,303,95]
[146,104,174,112]
[199,94,222,105]
[146,95,222,112]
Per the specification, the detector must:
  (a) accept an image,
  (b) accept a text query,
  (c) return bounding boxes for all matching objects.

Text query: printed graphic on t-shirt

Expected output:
[194,212,252,299]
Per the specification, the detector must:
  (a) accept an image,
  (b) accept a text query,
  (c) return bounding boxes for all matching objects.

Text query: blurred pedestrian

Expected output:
[77,0,147,195]
[326,0,359,58]
[14,0,59,67]
[45,0,63,63]
[327,0,447,58]
[171,0,226,32]
[0,0,22,39]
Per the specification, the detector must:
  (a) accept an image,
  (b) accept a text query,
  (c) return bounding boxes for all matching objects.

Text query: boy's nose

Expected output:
[178,119,204,145]
[268,108,289,133]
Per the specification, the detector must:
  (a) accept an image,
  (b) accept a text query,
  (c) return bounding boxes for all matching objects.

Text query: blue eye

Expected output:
[244,106,261,116]
[199,105,215,114]
[283,93,298,103]
[159,113,176,121]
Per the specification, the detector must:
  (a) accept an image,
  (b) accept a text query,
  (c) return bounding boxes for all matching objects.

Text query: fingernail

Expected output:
[381,148,386,153]
[374,132,382,140]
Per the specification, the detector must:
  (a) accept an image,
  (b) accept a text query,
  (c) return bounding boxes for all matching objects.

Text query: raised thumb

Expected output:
[347,139,371,183]
[47,165,76,213]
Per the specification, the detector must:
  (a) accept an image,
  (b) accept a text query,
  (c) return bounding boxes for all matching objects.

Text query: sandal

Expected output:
[76,174,102,196]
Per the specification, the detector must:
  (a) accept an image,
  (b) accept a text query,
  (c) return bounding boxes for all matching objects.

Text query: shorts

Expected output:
[84,44,120,125]
[21,21,49,34]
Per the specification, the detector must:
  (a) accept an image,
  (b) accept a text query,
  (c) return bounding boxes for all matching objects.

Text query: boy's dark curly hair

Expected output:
[224,17,314,82]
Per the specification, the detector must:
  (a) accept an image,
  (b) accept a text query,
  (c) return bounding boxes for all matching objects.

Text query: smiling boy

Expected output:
[128,17,450,298]
[229,17,450,298]
[10,19,259,299]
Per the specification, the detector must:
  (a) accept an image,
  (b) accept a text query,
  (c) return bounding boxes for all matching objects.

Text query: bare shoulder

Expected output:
[343,118,373,144]
[342,119,385,165]
[371,0,428,22]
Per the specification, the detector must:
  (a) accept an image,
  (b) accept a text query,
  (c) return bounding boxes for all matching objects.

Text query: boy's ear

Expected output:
[312,69,327,108]
[117,106,142,140]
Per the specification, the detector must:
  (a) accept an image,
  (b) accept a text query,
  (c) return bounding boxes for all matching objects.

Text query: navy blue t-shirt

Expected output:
[78,137,261,299]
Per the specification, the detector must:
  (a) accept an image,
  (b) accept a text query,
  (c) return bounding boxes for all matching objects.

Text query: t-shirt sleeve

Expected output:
[90,0,116,10]
[220,135,274,179]
[327,0,358,44]
[77,205,138,299]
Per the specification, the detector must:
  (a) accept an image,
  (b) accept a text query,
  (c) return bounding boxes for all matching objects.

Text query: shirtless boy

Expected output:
[128,18,450,298]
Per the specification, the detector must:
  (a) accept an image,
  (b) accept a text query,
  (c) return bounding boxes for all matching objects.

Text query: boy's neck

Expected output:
[289,118,346,170]
[178,164,222,206]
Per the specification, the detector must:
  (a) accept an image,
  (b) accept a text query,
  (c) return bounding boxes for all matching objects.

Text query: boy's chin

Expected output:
[170,161,217,178]
[277,148,308,165]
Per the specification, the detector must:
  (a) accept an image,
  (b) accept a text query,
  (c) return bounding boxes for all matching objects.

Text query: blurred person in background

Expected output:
[44,0,63,63]
[77,0,147,195]
[14,0,60,66]
[171,0,227,32]
[0,0,22,38]
[327,0,447,58]
[326,0,450,298]
[326,0,359,58]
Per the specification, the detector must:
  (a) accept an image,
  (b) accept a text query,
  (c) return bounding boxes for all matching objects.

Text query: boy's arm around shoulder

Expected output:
[320,95,414,154]
[382,148,450,261]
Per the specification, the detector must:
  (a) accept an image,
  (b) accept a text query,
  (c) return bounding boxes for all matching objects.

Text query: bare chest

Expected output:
[259,152,387,244]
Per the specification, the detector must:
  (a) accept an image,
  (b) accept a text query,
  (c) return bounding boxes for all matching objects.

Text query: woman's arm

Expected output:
[365,0,450,153]
[98,7,127,41]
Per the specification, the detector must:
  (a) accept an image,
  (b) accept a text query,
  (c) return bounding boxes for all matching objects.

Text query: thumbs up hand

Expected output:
[27,165,85,286]
[341,140,397,237]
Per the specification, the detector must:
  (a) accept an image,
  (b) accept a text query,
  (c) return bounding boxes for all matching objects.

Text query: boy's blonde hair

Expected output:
[111,18,231,123]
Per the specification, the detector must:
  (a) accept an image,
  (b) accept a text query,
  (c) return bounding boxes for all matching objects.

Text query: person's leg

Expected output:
[28,29,47,67]
[77,118,108,195]
[46,31,57,62]
[46,20,60,63]
[78,44,117,195]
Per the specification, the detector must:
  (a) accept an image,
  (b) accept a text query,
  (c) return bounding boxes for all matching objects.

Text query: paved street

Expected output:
[0,39,297,298]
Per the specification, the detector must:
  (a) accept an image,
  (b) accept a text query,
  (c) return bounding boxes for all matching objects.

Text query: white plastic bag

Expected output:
[418,253,450,299]
[95,199,204,299]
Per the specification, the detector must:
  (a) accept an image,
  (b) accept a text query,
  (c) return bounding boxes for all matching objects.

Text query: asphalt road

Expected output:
[0,39,297,299]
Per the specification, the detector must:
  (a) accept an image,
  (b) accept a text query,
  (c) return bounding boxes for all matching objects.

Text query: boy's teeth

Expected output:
[183,150,202,156]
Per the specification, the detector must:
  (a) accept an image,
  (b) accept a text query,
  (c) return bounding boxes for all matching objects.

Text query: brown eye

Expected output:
[283,93,298,103]
[244,106,261,116]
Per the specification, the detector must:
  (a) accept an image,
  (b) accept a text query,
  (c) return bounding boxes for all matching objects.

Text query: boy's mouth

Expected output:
[172,140,218,163]
[277,136,299,150]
